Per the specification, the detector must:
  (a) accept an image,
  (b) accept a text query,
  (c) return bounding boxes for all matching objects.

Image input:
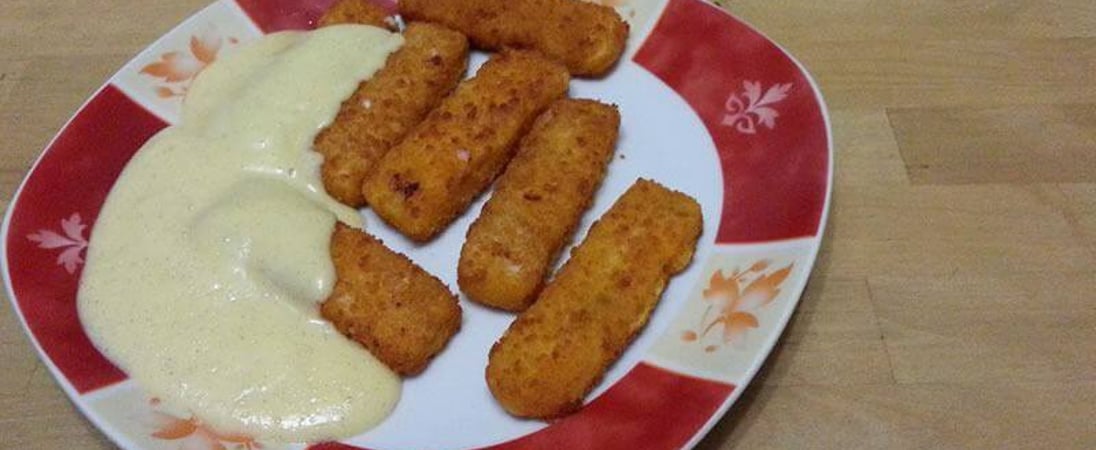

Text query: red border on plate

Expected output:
[634,0,828,244]
[482,363,733,450]
[309,363,734,450]
[234,0,397,32]
[5,85,166,393]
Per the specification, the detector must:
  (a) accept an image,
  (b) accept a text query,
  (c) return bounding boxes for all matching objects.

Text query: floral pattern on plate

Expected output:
[148,397,263,450]
[140,30,240,99]
[681,259,794,351]
[26,213,89,275]
[721,81,794,134]
[646,240,816,384]
[112,0,260,124]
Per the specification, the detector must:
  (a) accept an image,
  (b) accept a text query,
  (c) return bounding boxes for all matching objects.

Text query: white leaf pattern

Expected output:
[27,213,89,274]
[758,83,791,106]
[26,230,74,249]
[753,106,779,129]
[743,81,762,105]
[722,81,793,135]
[61,213,87,242]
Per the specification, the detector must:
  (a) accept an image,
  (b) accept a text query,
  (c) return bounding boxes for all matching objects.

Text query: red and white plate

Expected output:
[1,0,831,448]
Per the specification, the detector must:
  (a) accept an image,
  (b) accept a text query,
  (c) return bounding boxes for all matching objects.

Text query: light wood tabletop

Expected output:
[2,0,1093,448]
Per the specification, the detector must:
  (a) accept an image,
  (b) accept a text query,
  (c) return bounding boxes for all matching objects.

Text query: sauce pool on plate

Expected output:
[78,25,404,443]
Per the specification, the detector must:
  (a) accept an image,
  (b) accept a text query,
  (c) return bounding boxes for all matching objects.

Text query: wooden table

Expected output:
[2,1,1093,448]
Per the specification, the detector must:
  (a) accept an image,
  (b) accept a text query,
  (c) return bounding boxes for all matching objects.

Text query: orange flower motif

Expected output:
[140,30,236,99]
[681,260,793,351]
[148,399,261,450]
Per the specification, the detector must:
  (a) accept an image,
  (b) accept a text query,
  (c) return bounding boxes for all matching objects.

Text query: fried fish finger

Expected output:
[486,179,702,418]
[321,223,462,376]
[314,20,469,207]
[458,99,619,311]
[318,0,394,29]
[362,50,570,242]
[400,0,628,77]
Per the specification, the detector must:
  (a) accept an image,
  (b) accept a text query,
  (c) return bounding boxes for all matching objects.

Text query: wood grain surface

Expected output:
[2,0,1094,448]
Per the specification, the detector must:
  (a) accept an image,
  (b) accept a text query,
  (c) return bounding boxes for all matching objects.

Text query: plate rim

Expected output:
[675,4,835,448]
[0,0,834,448]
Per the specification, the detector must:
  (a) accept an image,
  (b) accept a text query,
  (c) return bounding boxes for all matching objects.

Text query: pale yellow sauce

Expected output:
[78,26,404,442]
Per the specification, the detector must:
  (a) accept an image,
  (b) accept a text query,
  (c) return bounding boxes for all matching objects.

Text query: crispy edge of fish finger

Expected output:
[458,99,619,311]
[485,179,702,418]
[400,0,628,77]
[362,49,570,242]
[321,223,462,376]
[318,0,394,29]
[314,22,469,207]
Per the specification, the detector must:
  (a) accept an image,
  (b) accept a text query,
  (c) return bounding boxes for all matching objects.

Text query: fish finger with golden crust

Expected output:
[362,50,570,242]
[400,0,628,77]
[317,0,394,29]
[459,99,619,311]
[321,223,462,376]
[486,179,702,418]
[314,19,469,207]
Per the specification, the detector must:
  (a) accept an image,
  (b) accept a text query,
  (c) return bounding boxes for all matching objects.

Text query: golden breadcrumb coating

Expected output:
[400,0,628,77]
[315,17,469,206]
[486,179,702,418]
[459,99,619,311]
[318,0,393,29]
[321,223,462,376]
[362,50,569,242]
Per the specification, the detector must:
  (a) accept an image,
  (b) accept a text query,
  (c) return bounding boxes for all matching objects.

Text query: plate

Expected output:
[1,0,831,448]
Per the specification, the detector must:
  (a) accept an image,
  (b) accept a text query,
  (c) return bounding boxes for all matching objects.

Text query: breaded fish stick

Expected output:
[362,50,570,241]
[318,0,394,29]
[400,0,628,77]
[321,224,462,376]
[314,19,469,207]
[486,179,702,418]
[458,99,619,311]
